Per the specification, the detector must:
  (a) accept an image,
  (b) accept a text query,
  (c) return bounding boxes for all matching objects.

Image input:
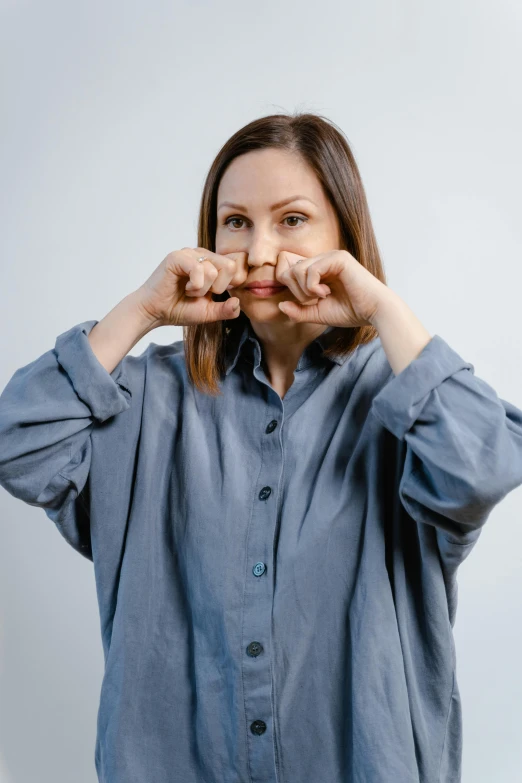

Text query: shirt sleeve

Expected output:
[370,334,522,548]
[0,320,136,559]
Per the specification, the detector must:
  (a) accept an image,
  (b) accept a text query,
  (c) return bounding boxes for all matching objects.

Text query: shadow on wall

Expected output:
[0,753,14,783]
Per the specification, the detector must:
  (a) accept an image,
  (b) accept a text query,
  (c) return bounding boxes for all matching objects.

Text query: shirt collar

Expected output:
[224,319,349,376]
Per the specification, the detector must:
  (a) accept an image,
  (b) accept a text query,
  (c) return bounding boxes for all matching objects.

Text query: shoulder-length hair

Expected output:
[183,111,387,396]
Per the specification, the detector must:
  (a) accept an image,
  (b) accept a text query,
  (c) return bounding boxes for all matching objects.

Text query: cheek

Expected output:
[214,235,235,255]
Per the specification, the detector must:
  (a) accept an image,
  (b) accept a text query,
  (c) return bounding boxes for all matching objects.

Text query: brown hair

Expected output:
[183,110,387,396]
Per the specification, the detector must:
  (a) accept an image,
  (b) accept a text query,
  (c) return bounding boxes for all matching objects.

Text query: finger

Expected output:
[196,250,239,294]
[290,264,327,304]
[185,258,219,295]
[192,250,246,293]
[304,265,331,297]
[275,249,306,285]
[280,262,315,303]
[275,251,301,300]
[203,296,242,322]
[303,253,345,291]
[210,256,237,293]
[220,252,248,291]
[185,248,228,292]
[168,248,208,290]
[276,251,322,304]
[173,248,241,294]
[278,299,325,324]
[289,256,333,300]
[275,253,305,302]
[291,262,329,301]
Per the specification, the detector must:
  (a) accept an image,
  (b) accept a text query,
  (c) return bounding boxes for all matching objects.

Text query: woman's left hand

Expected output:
[276,249,389,328]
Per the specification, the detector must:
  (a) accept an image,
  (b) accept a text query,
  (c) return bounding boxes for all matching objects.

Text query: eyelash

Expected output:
[223,215,309,230]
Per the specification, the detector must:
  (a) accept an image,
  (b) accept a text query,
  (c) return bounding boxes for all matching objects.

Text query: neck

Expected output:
[249,318,330,390]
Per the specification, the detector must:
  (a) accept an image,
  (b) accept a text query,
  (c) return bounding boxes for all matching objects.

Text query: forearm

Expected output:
[88,290,157,374]
[370,289,432,376]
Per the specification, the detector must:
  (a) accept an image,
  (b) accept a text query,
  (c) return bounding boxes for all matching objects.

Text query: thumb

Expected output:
[278,300,314,323]
[205,296,242,322]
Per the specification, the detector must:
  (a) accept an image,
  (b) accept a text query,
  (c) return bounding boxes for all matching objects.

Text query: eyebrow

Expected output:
[217,195,317,212]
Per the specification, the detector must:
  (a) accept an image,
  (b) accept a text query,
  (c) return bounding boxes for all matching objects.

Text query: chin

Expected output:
[239,299,290,322]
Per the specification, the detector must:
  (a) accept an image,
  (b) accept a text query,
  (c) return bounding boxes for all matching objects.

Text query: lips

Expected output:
[244,281,285,290]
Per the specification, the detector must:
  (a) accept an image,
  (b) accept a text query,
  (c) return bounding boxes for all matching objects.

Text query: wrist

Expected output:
[368,288,432,375]
[126,289,164,334]
[368,288,400,329]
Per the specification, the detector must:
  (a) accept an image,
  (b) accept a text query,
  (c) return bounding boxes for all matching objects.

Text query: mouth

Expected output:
[244,278,285,289]
[244,280,285,288]
[243,282,287,298]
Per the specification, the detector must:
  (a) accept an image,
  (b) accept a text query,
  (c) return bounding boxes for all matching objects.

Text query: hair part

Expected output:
[183,110,387,396]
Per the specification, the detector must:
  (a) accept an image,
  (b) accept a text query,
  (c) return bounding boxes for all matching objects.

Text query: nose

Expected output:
[246,236,280,268]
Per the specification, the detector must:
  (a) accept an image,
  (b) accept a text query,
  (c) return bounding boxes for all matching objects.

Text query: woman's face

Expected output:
[215,148,344,322]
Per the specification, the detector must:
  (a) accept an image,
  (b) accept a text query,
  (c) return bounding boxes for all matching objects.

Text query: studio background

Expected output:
[1,0,521,781]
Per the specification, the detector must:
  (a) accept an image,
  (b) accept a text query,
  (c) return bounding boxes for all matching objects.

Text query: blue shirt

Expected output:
[1,317,521,783]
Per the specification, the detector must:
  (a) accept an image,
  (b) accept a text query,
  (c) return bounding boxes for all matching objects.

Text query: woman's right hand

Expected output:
[134,248,247,328]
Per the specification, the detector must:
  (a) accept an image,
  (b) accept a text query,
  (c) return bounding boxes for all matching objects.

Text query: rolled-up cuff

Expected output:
[54,320,132,423]
[370,334,475,440]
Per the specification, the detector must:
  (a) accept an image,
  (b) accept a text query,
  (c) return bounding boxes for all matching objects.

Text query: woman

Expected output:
[1,112,521,783]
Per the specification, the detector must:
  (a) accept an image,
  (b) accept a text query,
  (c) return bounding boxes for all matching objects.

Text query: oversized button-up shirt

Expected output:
[1,317,521,783]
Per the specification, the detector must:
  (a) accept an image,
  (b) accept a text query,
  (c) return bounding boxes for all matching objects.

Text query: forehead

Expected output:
[217,148,325,206]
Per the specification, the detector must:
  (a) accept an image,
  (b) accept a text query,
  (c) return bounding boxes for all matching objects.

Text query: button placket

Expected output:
[240,409,283,780]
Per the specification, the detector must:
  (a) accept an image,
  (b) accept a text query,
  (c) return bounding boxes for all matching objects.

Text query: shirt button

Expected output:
[246,641,264,657]
[252,562,266,577]
[250,720,267,735]
[266,420,278,433]
[258,486,272,501]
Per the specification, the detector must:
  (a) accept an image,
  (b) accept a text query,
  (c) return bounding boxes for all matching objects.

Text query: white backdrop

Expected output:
[1,1,521,781]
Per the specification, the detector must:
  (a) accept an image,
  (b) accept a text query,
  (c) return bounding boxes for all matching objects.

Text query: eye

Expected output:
[223,215,309,230]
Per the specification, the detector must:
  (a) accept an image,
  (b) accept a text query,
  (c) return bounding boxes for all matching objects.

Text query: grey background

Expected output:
[1,0,521,781]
